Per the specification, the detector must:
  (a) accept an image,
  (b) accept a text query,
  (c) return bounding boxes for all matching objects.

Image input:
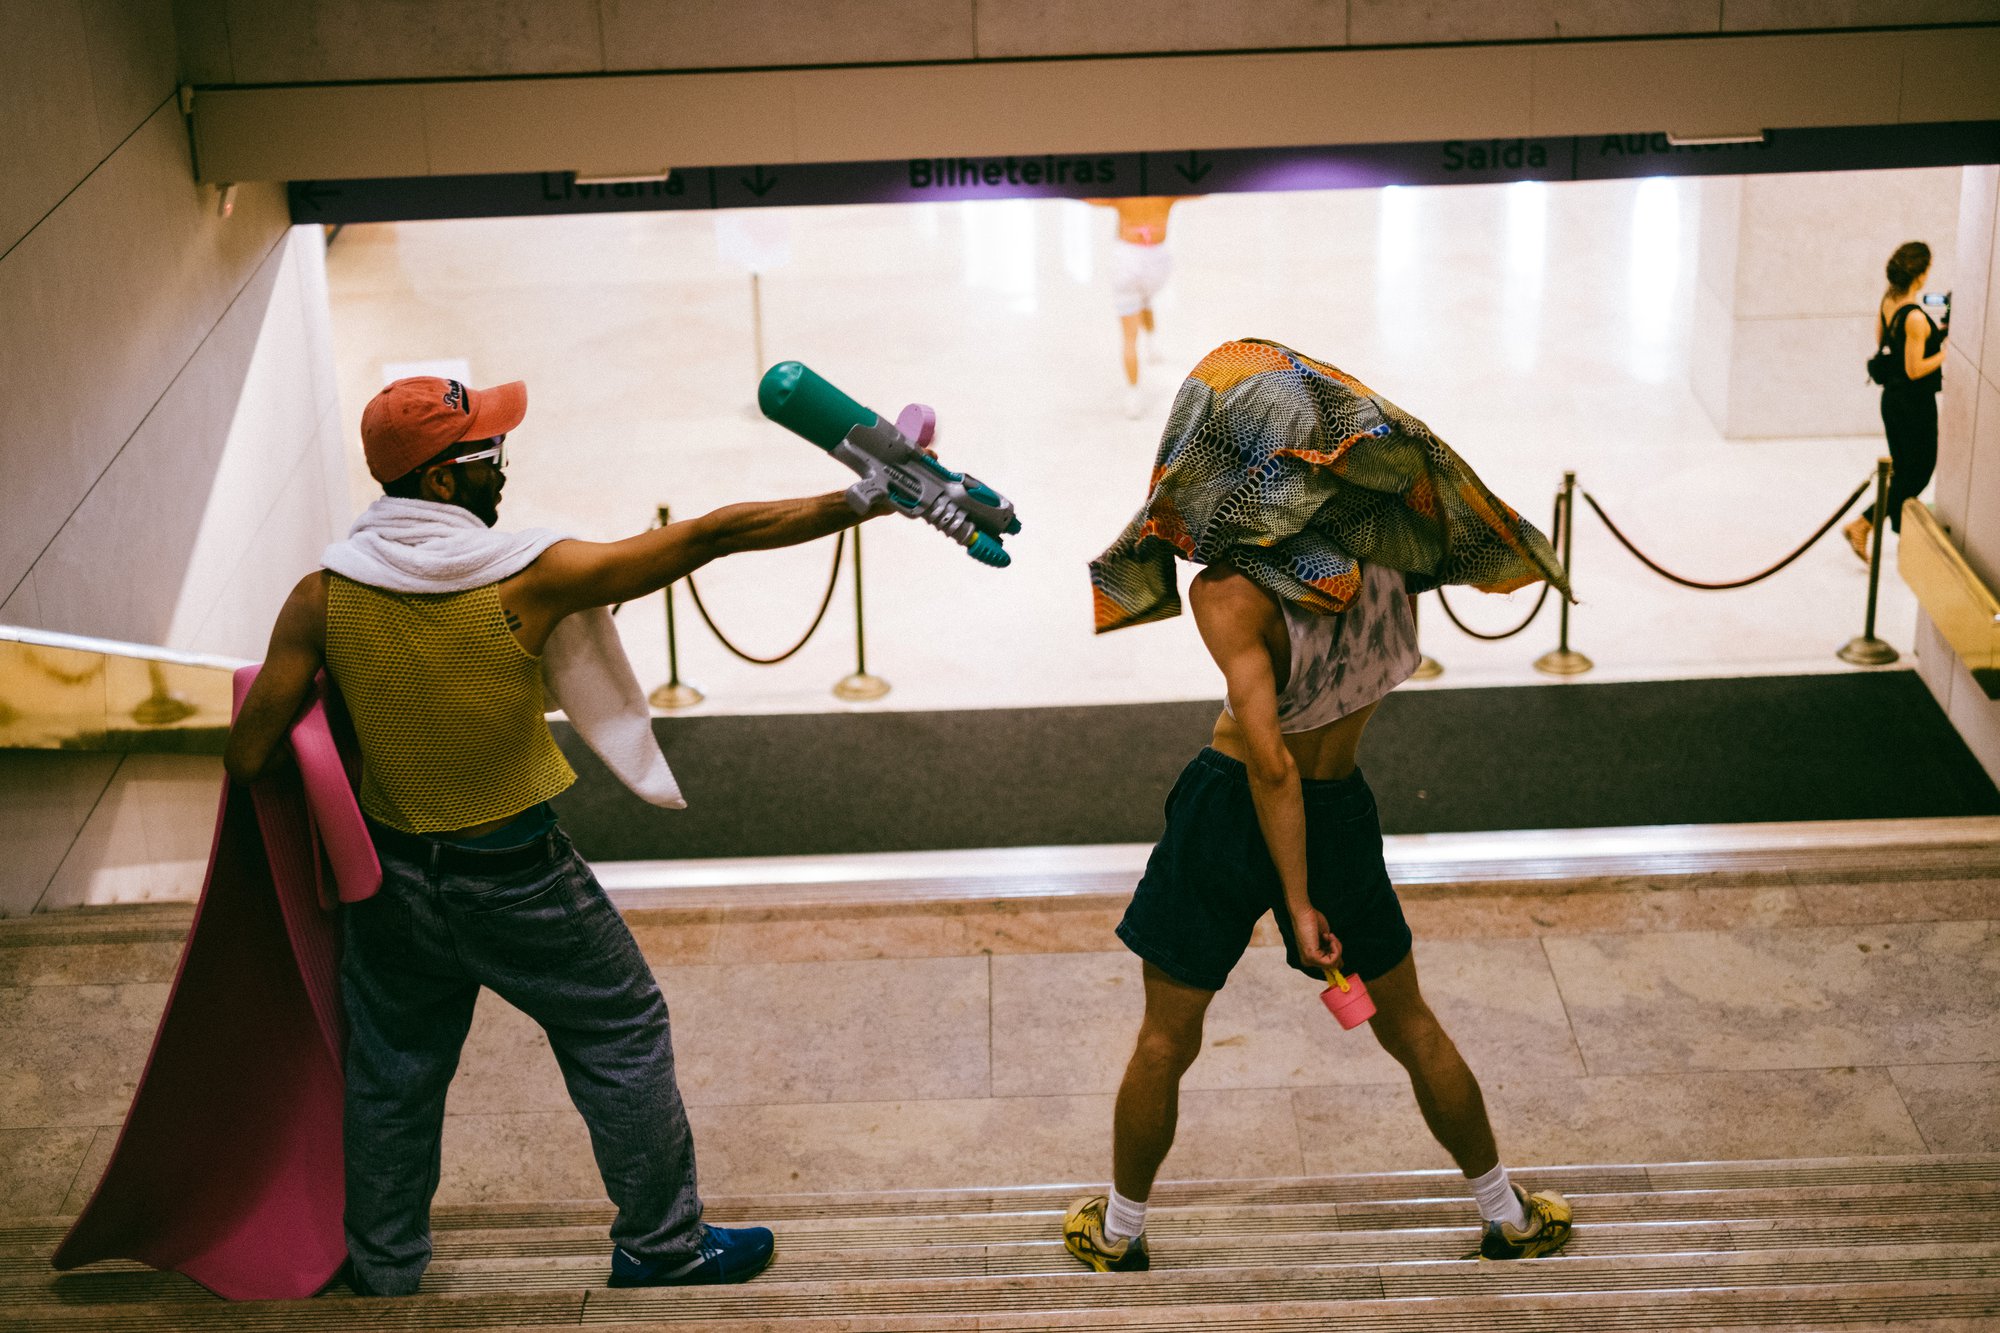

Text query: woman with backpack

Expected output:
[1845,240,1949,560]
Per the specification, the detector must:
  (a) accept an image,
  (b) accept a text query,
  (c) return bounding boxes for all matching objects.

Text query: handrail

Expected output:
[0,624,241,753]
[0,624,250,671]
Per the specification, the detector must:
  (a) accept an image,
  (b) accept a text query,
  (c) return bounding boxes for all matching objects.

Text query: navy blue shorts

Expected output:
[1116,748,1413,992]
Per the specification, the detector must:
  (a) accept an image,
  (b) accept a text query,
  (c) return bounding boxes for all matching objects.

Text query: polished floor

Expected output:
[325,176,1928,717]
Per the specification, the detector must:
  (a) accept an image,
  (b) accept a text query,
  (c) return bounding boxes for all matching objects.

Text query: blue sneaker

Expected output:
[608,1225,775,1287]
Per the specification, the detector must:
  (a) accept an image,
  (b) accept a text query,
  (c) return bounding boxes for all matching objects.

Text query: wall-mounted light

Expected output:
[1664,131,1766,146]
[571,169,673,186]
[216,183,237,217]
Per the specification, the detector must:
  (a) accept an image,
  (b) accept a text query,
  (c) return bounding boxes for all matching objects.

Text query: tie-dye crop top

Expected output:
[1225,561,1419,734]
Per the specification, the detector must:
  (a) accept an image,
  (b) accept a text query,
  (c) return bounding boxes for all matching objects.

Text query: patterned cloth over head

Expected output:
[1090,339,1571,633]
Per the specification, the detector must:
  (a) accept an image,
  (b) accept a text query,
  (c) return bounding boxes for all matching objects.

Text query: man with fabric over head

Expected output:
[1065,339,1577,1272]
[226,375,889,1294]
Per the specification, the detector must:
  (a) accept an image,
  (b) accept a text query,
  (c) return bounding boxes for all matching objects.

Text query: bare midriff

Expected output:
[1208,700,1380,782]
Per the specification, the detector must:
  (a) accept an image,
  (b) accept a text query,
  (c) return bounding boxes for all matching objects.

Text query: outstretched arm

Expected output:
[225,572,327,784]
[1189,570,1340,970]
[506,493,864,645]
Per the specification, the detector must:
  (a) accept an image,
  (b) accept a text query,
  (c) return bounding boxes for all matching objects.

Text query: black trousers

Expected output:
[1865,388,1938,532]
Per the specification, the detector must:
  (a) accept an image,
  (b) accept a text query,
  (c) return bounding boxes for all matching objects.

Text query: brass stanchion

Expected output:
[1837,457,1900,667]
[749,272,765,384]
[1534,470,1593,676]
[1410,594,1443,680]
[833,522,890,701]
[647,505,705,709]
[131,660,197,726]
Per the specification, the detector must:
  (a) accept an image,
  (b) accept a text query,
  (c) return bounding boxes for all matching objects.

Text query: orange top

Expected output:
[1091,196,1183,246]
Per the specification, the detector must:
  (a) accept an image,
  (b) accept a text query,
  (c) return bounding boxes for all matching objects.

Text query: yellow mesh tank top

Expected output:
[324,575,576,834]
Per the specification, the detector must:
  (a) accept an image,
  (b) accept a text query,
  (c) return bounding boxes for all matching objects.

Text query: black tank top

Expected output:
[1880,301,1943,394]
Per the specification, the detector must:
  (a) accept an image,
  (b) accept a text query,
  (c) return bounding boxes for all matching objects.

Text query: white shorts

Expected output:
[1110,239,1172,317]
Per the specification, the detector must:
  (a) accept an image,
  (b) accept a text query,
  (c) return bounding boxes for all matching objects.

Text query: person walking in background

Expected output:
[1846,241,1948,560]
[226,376,899,1296]
[1087,196,1191,418]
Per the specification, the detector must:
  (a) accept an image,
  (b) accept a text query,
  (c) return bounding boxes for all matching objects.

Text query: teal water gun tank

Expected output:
[758,361,1022,568]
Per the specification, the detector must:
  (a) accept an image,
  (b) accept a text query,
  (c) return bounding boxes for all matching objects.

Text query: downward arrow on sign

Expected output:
[741,166,778,197]
[1175,152,1211,184]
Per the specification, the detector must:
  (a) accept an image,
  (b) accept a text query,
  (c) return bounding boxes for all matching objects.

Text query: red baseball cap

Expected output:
[361,376,527,483]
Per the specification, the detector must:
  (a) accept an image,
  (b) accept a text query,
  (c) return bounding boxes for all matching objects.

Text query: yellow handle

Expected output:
[1321,967,1350,993]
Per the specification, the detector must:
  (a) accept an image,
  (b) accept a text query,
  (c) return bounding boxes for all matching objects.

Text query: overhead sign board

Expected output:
[290,121,2000,225]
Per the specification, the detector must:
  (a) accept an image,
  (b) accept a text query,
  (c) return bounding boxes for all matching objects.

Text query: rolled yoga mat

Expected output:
[52,670,377,1300]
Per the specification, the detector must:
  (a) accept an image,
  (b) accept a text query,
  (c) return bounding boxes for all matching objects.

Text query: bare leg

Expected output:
[1119,313,1144,388]
[1364,951,1500,1177]
[1111,962,1215,1200]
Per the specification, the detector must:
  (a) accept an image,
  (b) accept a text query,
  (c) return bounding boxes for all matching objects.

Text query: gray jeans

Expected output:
[341,821,703,1294]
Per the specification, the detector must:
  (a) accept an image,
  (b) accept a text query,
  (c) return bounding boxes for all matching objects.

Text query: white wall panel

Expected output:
[605,0,975,69]
[1736,169,1960,320]
[1353,0,1719,43]
[976,0,1344,58]
[1724,0,2000,30]
[220,0,604,83]
[25,243,292,648]
[1937,343,1980,531]
[1950,166,1996,370]
[0,105,288,602]
[38,755,216,911]
[182,440,337,661]
[170,0,234,83]
[0,4,101,258]
[77,0,178,156]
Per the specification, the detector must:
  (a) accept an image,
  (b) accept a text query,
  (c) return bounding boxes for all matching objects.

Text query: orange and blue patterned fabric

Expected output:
[1090,339,1571,633]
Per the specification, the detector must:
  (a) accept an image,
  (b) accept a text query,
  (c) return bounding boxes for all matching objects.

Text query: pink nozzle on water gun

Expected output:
[1320,967,1375,1029]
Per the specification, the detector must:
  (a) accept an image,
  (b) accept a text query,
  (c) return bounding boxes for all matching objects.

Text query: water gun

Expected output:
[757,361,1022,568]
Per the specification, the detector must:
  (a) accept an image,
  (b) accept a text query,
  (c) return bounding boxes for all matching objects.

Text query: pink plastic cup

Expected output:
[1319,968,1375,1029]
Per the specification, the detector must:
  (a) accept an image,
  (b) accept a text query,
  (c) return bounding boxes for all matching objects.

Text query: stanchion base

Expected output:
[1837,636,1900,666]
[834,672,892,702]
[131,693,198,726]
[1411,655,1444,681]
[1533,649,1594,676]
[648,682,705,710]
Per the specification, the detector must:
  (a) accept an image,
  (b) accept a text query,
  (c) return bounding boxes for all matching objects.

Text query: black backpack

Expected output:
[1867,303,1918,385]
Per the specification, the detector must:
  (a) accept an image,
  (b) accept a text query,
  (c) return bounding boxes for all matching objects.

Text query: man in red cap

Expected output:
[227,375,887,1295]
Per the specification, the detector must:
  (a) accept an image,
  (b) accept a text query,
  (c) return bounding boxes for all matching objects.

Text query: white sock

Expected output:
[1468,1163,1529,1232]
[1104,1188,1148,1241]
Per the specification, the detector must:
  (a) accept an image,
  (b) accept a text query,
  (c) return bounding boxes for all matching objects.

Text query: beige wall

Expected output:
[169,1,2000,80]
[0,3,346,916]
[1918,164,2000,785]
[1693,168,1963,437]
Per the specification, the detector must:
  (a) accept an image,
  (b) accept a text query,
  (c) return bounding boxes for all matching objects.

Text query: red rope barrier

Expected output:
[1579,478,1869,592]
[684,531,847,665]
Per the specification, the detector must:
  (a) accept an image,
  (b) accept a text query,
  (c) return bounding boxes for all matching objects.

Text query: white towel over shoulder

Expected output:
[322,497,685,810]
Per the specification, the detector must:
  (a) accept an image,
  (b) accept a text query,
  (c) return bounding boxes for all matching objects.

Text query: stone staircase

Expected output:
[6,1154,1997,1330]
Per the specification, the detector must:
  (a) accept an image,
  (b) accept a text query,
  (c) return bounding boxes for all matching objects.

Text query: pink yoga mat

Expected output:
[51,669,378,1300]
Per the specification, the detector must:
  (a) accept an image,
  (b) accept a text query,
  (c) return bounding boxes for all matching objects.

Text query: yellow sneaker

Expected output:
[1478,1184,1574,1260]
[1063,1195,1151,1272]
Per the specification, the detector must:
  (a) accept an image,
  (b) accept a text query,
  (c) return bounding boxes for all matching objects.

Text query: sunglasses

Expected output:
[444,435,506,470]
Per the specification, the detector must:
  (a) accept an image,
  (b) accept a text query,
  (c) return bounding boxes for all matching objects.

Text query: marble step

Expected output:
[7,1252,1998,1330]
[7,1154,1993,1264]
[20,1211,2000,1305]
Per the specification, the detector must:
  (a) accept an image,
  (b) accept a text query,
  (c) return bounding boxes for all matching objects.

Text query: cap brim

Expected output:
[461,380,527,441]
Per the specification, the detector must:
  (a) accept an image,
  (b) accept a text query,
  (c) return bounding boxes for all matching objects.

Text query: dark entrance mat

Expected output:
[551,669,1999,861]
